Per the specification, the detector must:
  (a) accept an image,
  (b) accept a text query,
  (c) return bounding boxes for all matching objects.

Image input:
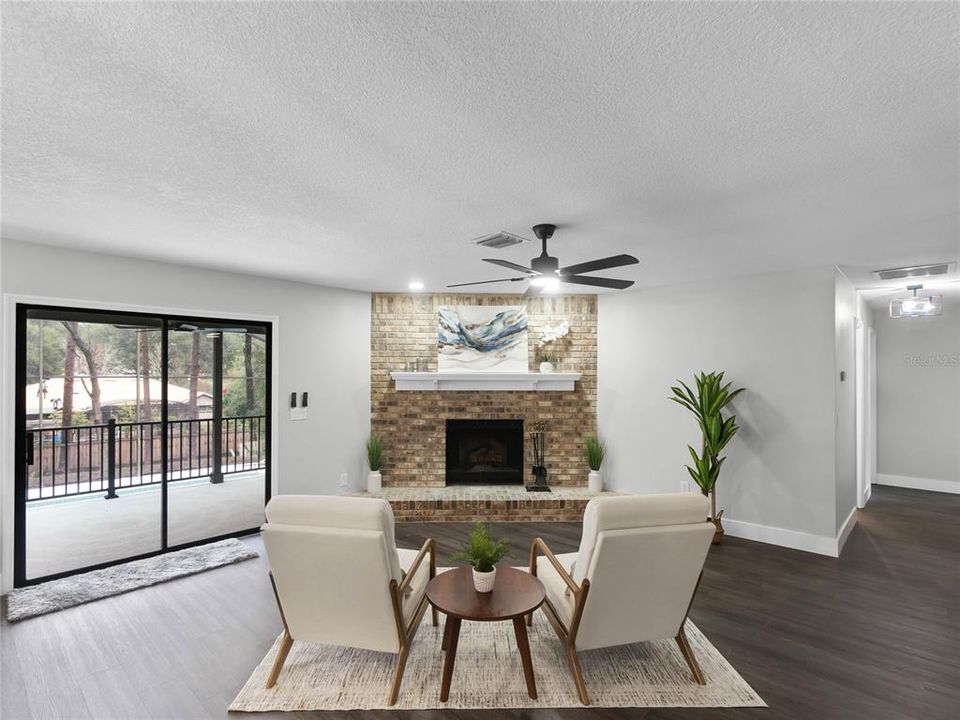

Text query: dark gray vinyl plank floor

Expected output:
[1,485,957,720]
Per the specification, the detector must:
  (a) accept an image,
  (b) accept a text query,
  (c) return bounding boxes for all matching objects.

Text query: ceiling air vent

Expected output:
[873,262,954,281]
[470,231,529,250]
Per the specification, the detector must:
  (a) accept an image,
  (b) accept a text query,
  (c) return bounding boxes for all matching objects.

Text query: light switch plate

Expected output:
[339,473,348,488]
[290,407,307,421]
[680,480,691,493]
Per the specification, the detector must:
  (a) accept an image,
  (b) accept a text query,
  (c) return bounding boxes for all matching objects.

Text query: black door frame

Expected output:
[14,303,273,587]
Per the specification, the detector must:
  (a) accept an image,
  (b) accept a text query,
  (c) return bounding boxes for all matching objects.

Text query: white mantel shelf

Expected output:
[390,371,582,392]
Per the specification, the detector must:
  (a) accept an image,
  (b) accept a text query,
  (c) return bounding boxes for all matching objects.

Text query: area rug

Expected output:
[229,612,765,710]
[4,538,258,622]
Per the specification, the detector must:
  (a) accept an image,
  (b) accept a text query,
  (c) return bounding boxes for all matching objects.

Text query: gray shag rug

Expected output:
[230,611,764,711]
[4,538,258,622]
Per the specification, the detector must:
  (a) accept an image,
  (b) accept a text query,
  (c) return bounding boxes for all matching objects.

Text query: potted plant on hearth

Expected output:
[450,523,510,592]
[669,371,744,544]
[584,436,606,492]
[366,434,384,493]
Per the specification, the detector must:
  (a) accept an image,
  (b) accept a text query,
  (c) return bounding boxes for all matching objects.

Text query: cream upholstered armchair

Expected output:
[529,493,713,705]
[260,495,437,705]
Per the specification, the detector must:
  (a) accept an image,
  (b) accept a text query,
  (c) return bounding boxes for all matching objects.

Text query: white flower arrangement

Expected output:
[538,320,571,347]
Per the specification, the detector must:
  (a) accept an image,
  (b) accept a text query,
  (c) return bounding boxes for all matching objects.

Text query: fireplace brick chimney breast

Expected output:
[370,293,597,487]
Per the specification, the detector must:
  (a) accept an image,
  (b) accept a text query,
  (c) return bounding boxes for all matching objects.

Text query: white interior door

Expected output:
[867,327,877,503]
[855,318,869,508]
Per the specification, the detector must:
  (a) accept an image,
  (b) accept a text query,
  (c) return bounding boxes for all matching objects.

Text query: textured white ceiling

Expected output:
[2,2,958,293]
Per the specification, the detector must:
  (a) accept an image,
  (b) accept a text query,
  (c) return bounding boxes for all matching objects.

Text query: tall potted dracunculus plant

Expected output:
[669,372,744,544]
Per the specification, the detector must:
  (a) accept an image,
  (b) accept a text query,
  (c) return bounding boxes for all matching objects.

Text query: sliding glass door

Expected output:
[165,320,269,547]
[14,305,272,586]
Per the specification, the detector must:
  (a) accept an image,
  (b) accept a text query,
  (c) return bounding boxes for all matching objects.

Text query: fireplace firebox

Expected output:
[445,419,524,485]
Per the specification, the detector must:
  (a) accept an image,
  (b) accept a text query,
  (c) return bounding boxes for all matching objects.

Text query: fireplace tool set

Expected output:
[527,421,550,492]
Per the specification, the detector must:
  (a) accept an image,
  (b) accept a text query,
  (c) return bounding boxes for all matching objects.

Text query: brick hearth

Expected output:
[352,485,619,522]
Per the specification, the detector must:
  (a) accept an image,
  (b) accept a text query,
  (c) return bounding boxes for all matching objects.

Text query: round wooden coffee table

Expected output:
[426,565,545,702]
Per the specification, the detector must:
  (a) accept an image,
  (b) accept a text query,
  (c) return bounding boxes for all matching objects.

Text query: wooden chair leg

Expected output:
[265,631,293,689]
[387,643,411,706]
[565,643,590,705]
[431,605,439,627]
[676,625,706,685]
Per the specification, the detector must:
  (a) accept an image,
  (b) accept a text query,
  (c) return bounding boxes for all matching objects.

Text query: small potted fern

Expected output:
[450,523,510,592]
[584,436,606,492]
[366,434,384,493]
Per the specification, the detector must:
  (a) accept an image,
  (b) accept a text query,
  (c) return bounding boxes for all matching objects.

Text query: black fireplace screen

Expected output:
[445,419,524,485]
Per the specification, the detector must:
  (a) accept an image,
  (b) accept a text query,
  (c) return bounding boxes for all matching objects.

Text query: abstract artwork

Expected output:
[438,305,528,372]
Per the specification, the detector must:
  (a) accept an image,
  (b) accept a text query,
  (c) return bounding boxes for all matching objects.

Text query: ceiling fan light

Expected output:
[530,276,559,289]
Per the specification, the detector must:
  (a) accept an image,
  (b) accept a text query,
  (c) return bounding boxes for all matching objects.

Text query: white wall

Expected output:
[873,292,960,492]
[598,267,843,553]
[1,239,371,590]
[834,269,857,531]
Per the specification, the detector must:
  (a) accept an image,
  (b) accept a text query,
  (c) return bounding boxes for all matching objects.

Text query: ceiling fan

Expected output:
[448,223,639,296]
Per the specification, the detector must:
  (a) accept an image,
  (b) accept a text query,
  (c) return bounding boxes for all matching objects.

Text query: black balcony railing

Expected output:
[24,415,266,501]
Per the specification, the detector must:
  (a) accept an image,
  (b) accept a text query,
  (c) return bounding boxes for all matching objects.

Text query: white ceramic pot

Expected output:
[367,470,382,493]
[539,361,555,373]
[472,566,496,593]
[588,470,603,493]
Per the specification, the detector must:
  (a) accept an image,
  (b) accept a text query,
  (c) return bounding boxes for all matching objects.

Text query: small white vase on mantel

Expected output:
[539,361,555,373]
[472,566,496,593]
[588,470,603,493]
[367,470,382,493]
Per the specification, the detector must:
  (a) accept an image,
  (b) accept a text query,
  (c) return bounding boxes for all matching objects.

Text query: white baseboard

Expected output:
[723,517,840,557]
[876,473,960,495]
[836,506,858,555]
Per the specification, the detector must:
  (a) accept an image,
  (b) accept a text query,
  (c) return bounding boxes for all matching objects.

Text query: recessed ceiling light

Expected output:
[408,280,424,291]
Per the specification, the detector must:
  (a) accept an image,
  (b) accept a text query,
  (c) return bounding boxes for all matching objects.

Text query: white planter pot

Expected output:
[367,471,382,493]
[588,470,603,493]
[539,362,554,373]
[472,566,496,593]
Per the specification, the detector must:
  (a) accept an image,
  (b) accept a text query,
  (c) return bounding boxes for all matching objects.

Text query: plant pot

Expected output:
[367,470,382,493]
[588,470,603,493]
[472,566,496,592]
[539,361,554,373]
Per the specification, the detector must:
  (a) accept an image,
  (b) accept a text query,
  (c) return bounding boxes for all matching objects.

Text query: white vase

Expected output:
[367,471,382,493]
[588,470,603,493]
[472,566,496,592]
[539,361,554,373]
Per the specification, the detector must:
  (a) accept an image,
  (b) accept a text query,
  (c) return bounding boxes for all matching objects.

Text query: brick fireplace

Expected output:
[370,293,597,488]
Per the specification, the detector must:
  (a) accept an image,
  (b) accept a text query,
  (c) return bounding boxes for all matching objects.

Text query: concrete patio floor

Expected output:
[25,470,266,580]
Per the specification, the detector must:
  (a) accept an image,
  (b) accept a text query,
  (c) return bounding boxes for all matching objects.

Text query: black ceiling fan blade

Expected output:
[483,258,535,274]
[562,275,635,290]
[559,254,639,276]
[446,277,527,288]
